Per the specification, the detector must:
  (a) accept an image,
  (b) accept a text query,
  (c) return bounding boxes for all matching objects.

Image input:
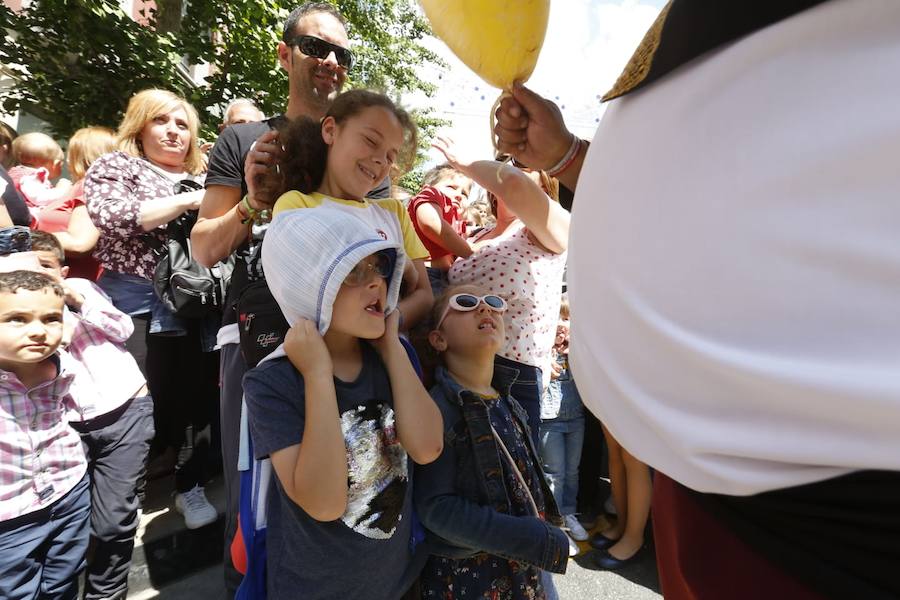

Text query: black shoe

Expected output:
[589,532,618,551]
[593,547,643,570]
[577,512,599,530]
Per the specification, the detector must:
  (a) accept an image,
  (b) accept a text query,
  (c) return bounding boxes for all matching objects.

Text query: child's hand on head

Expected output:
[60,280,84,310]
[31,264,84,309]
[368,308,402,357]
[285,318,333,378]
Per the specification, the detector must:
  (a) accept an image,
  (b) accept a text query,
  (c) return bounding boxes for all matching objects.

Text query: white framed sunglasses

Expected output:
[436,293,507,329]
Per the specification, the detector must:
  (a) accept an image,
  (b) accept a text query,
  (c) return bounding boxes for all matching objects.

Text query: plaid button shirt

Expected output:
[0,354,87,523]
[63,278,145,423]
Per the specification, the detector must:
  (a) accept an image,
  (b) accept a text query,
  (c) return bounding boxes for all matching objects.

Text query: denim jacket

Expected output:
[414,365,568,574]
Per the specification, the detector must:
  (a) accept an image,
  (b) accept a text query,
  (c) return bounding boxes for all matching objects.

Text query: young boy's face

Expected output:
[33,250,67,279]
[435,173,471,208]
[0,288,64,367]
[329,253,390,340]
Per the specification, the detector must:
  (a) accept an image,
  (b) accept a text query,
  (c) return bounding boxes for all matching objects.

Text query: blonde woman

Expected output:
[84,90,220,557]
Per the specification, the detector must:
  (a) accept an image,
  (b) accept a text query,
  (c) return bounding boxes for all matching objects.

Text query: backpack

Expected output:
[235,279,289,368]
[234,243,289,368]
[150,180,234,319]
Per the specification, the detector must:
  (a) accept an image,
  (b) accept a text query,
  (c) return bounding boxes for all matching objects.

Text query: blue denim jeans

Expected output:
[543,570,559,600]
[539,377,585,515]
[425,266,449,299]
[0,475,90,600]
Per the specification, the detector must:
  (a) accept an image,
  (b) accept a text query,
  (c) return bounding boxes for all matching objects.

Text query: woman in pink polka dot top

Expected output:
[432,136,569,444]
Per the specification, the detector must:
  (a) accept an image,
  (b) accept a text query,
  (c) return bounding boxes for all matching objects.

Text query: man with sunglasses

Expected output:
[191,3,390,596]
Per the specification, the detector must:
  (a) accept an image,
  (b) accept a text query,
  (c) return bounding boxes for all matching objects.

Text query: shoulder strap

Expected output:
[486,415,541,518]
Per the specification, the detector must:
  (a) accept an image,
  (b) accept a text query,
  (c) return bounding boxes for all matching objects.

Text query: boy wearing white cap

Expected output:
[242,206,443,600]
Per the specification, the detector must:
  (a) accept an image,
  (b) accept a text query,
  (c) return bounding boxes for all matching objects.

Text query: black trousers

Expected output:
[130,316,219,493]
[75,395,154,600]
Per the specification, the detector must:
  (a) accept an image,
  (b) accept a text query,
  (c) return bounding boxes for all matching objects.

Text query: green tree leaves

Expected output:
[0,0,444,180]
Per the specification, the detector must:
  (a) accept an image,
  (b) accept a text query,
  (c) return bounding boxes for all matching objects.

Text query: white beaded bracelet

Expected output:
[547,135,583,178]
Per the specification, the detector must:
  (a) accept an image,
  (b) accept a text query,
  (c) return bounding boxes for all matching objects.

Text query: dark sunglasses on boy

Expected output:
[343,252,392,287]
[289,34,354,70]
[437,294,508,329]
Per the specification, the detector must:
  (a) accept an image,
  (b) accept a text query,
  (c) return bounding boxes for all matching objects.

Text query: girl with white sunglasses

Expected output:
[415,284,569,600]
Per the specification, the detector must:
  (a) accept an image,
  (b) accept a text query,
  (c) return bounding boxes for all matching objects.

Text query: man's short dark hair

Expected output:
[283,2,348,42]
[0,270,64,297]
[29,230,65,264]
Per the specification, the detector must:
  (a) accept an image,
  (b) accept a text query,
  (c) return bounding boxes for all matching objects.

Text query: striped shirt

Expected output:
[0,354,87,522]
[64,278,145,422]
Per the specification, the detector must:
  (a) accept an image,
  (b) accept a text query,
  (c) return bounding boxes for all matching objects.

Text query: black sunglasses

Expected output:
[343,252,392,287]
[289,35,354,70]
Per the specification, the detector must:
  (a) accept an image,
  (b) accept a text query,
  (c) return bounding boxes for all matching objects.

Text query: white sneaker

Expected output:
[175,485,218,529]
[564,514,590,542]
[568,535,580,557]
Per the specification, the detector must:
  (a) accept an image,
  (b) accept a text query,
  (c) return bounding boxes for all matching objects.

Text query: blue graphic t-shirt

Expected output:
[244,344,422,600]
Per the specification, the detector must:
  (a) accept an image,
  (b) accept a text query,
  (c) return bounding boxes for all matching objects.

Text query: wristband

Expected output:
[547,135,583,178]
[235,198,250,223]
[240,195,272,225]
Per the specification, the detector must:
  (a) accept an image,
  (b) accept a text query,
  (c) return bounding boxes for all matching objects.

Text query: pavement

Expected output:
[124,474,226,599]
[552,517,661,600]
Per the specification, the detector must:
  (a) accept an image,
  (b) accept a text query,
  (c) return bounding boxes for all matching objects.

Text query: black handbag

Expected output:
[150,179,234,319]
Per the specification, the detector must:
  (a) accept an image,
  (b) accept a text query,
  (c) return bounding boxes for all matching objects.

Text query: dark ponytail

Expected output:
[278,116,328,194]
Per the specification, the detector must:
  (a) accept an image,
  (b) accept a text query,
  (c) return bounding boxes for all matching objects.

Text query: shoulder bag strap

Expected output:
[478,398,541,518]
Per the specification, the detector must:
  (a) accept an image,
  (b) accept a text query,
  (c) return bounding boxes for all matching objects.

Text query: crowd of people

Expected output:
[1,1,898,600]
[0,4,604,599]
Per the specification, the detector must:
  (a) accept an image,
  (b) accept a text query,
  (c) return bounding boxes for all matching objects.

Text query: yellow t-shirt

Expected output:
[273,191,428,261]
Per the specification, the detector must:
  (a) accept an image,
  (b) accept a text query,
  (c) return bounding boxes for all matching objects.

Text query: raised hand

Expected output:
[431,135,477,172]
[493,83,573,170]
[243,130,284,210]
[368,308,403,358]
[284,318,333,378]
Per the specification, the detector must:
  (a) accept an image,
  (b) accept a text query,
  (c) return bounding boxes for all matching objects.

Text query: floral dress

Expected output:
[420,394,550,600]
[84,151,199,280]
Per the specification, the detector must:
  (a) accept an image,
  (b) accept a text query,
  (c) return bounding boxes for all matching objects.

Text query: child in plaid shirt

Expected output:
[0,268,90,600]
[30,230,154,600]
